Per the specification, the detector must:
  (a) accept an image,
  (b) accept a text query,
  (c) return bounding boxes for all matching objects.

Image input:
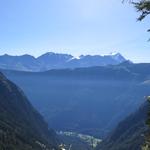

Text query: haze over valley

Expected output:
[0,0,150,149]
[1,52,150,149]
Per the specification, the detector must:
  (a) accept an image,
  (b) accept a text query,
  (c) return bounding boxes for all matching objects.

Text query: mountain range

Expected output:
[2,62,150,139]
[0,54,150,149]
[0,52,126,71]
[0,72,59,150]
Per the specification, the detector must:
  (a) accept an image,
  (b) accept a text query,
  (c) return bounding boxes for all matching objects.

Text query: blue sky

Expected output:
[0,0,149,62]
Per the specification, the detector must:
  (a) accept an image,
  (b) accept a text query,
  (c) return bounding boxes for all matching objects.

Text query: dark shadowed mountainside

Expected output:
[0,72,59,150]
[96,102,148,150]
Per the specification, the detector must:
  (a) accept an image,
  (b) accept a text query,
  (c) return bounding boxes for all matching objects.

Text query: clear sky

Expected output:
[0,0,149,62]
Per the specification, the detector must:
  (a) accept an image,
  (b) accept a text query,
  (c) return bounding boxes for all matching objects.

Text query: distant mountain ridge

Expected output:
[0,52,127,71]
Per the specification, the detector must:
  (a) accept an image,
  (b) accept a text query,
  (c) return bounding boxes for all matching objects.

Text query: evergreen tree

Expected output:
[125,0,150,35]
[133,0,150,21]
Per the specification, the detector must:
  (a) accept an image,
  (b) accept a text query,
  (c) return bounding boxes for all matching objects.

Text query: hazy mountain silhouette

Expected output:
[0,52,126,71]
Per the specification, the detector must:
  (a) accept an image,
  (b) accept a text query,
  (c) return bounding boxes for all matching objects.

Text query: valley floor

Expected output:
[57,131,102,150]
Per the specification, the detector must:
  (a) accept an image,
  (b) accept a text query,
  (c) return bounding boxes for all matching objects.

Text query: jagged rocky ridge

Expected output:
[0,52,126,71]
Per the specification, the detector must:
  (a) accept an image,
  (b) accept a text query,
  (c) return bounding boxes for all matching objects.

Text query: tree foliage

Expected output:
[124,0,150,33]
[142,97,150,150]
[132,0,150,39]
[133,0,150,21]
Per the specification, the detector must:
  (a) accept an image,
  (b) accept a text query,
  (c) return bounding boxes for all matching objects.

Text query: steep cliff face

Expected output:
[96,102,148,150]
[0,72,59,150]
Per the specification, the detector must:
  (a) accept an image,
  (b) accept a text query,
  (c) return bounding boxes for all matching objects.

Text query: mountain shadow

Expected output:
[0,72,59,150]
